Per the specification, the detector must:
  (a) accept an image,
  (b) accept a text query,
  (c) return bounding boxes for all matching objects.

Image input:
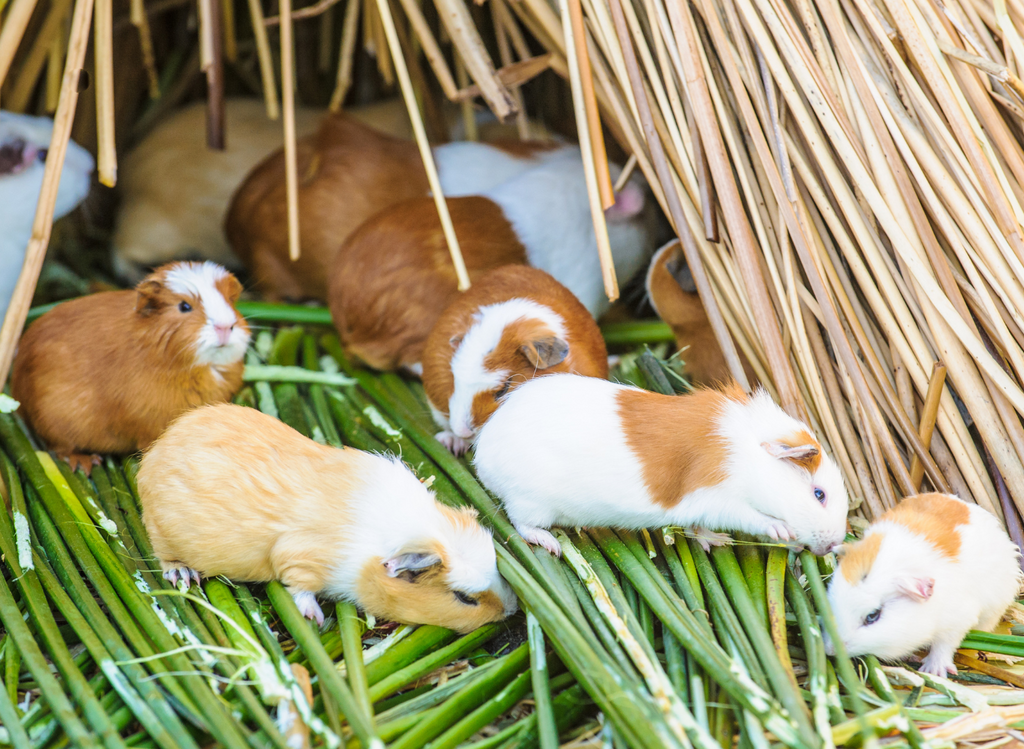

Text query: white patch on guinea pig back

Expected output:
[163,261,250,366]
[447,299,567,440]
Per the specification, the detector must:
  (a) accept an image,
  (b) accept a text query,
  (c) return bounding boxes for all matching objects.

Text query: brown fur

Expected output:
[646,240,756,385]
[485,139,564,158]
[422,266,609,427]
[331,197,529,371]
[884,493,969,560]
[140,404,507,633]
[617,385,747,508]
[225,113,431,301]
[841,532,885,583]
[11,264,247,460]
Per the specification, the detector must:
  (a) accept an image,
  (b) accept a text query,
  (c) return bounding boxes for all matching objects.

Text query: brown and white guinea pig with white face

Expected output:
[646,240,756,386]
[422,266,609,455]
[11,261,250,471]
[329,148,651,373]
[226,112,564,301]
[139,403,518,631]
[826,493,1022,678]
[473,374,848,556]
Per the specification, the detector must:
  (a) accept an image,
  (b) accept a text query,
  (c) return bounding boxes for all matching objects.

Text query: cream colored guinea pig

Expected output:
[826,493,1022,677]
[139,403,518,630]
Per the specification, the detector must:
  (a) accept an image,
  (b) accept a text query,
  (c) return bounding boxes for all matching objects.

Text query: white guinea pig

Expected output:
[0,111,94,322]
[826,493,1022,677]
[140,403,518,631]
[473,373,848,556]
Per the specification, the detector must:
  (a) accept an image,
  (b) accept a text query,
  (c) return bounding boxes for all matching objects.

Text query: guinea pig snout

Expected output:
[213,323,234,346]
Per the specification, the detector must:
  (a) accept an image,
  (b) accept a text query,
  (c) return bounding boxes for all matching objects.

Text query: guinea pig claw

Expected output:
[693,528,731,552]
[516,525,562,557]
[291,590,325,626]
[436,431,471,457]
[163,566,200,590]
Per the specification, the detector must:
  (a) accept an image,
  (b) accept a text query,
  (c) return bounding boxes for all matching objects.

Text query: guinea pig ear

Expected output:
[134,279,165,316]
[762,441,820,471]
[605,181,645,223]
[521,337,569,370]
[384,552,442,581]
[895,576,935,603]
[219,274,243,304]
[450,334,464,349]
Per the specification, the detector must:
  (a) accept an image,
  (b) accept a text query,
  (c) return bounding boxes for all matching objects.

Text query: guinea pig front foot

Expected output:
[60,452,103,476]
[692,527,732,552]
[436,431,472,457]
[919,645,958,679]
[515,524,562,556]
[162,564,201,590]
[290,589,325,626]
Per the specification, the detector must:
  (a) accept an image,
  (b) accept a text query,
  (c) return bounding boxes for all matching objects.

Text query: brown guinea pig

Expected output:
[329,196,528,373]
[11,261,250,471]
[646,239,755,385]
[422,266,608,455]
[139,403,518,630]
[225,112,560,302]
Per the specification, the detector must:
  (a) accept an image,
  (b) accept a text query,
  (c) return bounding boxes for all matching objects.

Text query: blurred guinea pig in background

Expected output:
[226,114,571,302]
[646,239,756,386]
[140,403,518,631]
[422,266,609,455]
[329,147,655,372]
[0,111,94,324]
[11,261,249,472]
[112,97,432,282]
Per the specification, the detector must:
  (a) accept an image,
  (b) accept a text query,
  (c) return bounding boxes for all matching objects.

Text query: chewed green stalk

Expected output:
[363,404,402,439]
[557,530,714,749]
[0,394,19,413]
[13,510,32,570]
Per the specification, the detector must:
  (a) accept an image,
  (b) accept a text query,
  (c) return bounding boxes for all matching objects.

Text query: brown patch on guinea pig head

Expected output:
[840,532,884,584]
[761,430,822,474]
[137,261,251,370]
[354,507,516,632]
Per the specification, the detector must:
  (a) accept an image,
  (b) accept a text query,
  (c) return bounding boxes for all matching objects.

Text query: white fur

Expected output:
[827,498,1022,676]
[0,111,93,324]
[483,149,652,318]
[447,299,567,439]
[322,455,517,615]
[163,261,250,366]
[473,374,849,554]
[435,142,566,198]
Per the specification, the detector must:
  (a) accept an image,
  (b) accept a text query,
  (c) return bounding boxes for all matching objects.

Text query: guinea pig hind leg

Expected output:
[514,523,562,557]
[59,451,103,476]
[161,562,202,589]
[691,527,732,552]
[289,590,325,626]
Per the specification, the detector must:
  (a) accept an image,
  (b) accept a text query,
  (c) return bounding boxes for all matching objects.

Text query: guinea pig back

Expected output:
[139,403,517,630]
[827,493,1022,677]
[329,196,527,372]
[422,265,607,453]
[11,261,249,464]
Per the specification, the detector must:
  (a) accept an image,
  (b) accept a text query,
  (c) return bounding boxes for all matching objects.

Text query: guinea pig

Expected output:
[473,374,848,556]
[422,266,608,455]
[11,261,249,471]
[112,98,324,281]
[646,239,756,386]
[138,403,518,630]
[225,112,562,301]
[825,493,1022,677]
[0,111,94,322]
[329,148,651,372]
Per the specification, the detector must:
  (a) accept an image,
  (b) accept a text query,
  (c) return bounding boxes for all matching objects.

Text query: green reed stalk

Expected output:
[338,602,373,719]
[424,670,533,749]
[363,626,457,685]
[527,612,559,749]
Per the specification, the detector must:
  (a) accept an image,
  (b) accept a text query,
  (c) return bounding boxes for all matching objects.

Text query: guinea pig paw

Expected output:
[163,565,200,589]
[516,525,562,557]
[62,452,103,476]
[693,527,732,552]
[291,590,325,626]
[765,522,796,543]
[436,431,471,456]
[920,653,957,679]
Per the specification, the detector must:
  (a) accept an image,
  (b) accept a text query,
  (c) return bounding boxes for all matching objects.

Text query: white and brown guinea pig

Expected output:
[646,240,755,385]
[11,261,249,471]
[422,266,608,455]
[826,493,1022,678]
[330,147,651,372]
[226,112,564,302]
[473,374,848,556]
[139,403,518,630]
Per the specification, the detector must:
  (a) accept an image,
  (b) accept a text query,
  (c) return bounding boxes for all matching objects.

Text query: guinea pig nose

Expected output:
[213,324,234,345]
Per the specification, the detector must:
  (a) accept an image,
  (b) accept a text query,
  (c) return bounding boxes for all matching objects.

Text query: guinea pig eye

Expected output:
[494,377,514,401]
[453,590,479,606]
[814,487,826,505]
[178,301,192,313]
[863,608,882,626]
